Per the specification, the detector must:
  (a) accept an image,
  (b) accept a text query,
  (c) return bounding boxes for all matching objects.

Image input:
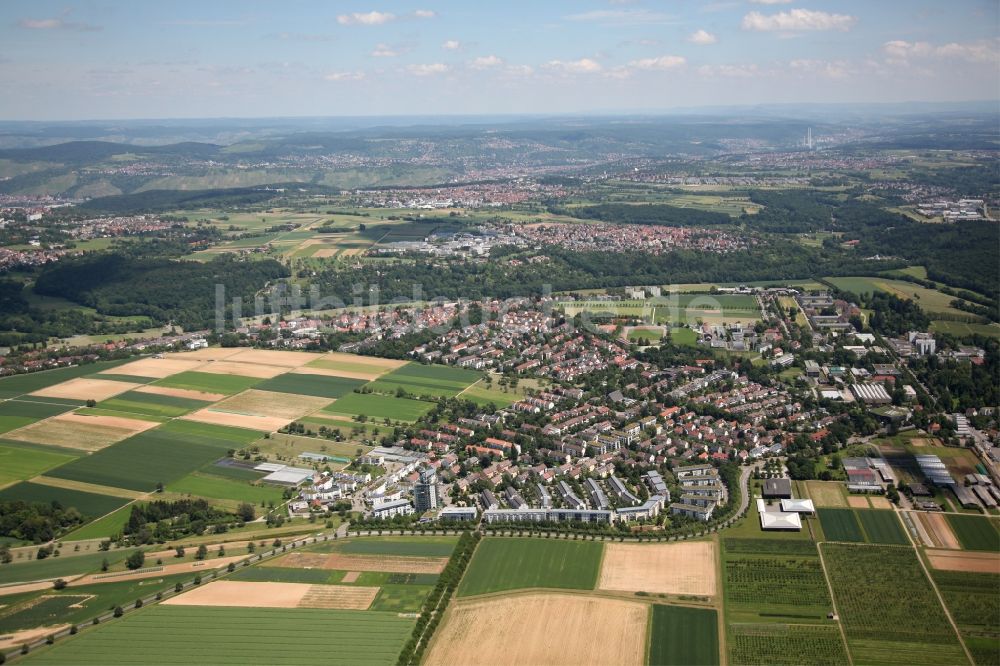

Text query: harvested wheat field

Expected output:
[226,349,316,368]
[196,360,287,379]
[599,541,717,596]
[320,352,404,370]
[868,496,892,509]
[210,389,330,420]
[180,409,289,432]
[341,571,361,583]
[274,551,448,574]
[847,495,871,508]
[164,581,310,608]
[299,584,378,610]
[30,377,139,402]
[425,593,647,666]
[105,357,204,379]
[919,513,962,549]
[175,347,244,361]
[926,549,1000,574]
[804,481,847,508]
[312,249,337,258]
[134,384,227,402]
[6,412,155,451]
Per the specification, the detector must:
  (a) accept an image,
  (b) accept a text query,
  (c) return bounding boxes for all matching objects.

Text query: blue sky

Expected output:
[0,1,997,120]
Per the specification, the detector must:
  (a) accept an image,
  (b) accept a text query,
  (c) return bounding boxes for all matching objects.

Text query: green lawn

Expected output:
[254,373,366,399]
[322,392,433,422]
[0,442,78,487]
[22,606,414,665]
[458,383,518,408]
[669,327,698,346]
[945,514,1000,551]
[649,604,719,666]
[64,503,136,540]
[457,538,602,597]
[153,371,261,395]
[817,508,865,543]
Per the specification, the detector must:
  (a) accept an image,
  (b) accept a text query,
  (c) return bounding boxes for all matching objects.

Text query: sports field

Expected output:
[365,363,481,398]
[21,605,414,665]
[945,514,1000,551]
[426,593,647,666]
[322,392,433,422]
[648,604,719,666]
[457,538,602,597]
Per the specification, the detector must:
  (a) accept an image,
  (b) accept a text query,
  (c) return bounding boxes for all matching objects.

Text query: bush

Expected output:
[125,549,145,570]
[53,578,67,590]
[69,625,78,635]
[113,606,124,618]
[134,599,143,609]
[174,582,183,593]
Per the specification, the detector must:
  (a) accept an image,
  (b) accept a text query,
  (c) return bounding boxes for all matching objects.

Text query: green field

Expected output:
[457,538,602,597]
[46,421,257,492]
[370,584,432,613]
[728,623,848,666]
[945,514,1000,551]
[669,327,699,346]
[627,328,664,342]
[825,275,983,320]
[856,510,909,545]
[0,360,133,399]
[0,549,131,585]
[322,392,433,422]
[0,481,129,518]
[167,471,284,505]
[365,363,481,398]
[254,373,366,399]
[98,391,211,418]
[721,538,832,622]
[822,543,966,665]
[932,570,999,666]
[22,605,414,665]
[64,503,136,540]
[0,399,76,434]
[229,567,340,585]
[153,371,261,396]
[457,383,518,408]
[817,508,865,543]
[0,442,78,488]
[648,604,719,666]
[330,536,457,558]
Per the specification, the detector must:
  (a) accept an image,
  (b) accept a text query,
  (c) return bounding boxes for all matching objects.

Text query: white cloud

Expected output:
[406,63,450,76]
[337,11,395,26]
[884,39,999,64]
[688,29,717,45]
[324,71,365,81]
[19,15,101,31]
[565,9,676,26]
[442,39,461,51]
[742,9,856,32]
[413,9,436,19]
[545,58,603,74]
[371,43,399,57]
[789,59,851,79]
[470,55,504,69]
[629,55,686,70]
[696,63,764,78]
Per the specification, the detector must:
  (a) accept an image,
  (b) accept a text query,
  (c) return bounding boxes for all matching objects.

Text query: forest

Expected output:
[0,500,85,544]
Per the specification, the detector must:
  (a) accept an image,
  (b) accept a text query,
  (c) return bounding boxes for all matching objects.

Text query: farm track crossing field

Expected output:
[426,593,647,666]
[648,604,719,666]
[98,391,211,418]
[728,623,848,666]
[0,359,133,399]
[365,362,481,398]
[322,392,432,422]
[46,421,256,491]
[254,373,366,399]
[458,538,602,597]
[153,371,261,396]
[0,443,77,488]
[21,605,414,665]
[817,508,865,542]
[0,400,75,434]
[856,509,908,545]
[932,570,1000,666]
[599,541,717,596]
[946,514,1000,551]
[822,543,966,666]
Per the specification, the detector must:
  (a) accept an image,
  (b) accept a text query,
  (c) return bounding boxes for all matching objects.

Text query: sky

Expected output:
[0,0,997,120]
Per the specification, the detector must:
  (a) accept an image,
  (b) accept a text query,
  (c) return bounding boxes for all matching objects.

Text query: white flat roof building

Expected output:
[780,498,815,514]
